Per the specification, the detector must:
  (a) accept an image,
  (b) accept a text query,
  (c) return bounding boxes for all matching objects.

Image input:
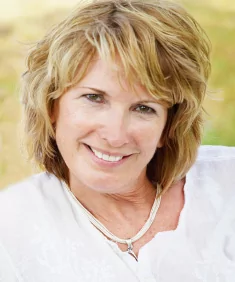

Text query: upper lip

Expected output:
[86,144,132,157]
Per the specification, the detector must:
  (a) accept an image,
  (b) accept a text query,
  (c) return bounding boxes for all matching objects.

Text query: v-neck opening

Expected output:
[61,165,195,264]
[102,166,194,263]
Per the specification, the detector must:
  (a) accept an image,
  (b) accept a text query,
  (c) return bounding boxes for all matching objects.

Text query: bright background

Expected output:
[0,0,235,188]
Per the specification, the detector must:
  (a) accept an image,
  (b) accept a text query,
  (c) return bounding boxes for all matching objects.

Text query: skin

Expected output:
[53,57,185,257]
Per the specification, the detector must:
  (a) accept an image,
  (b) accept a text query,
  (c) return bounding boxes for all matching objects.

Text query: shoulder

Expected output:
[192,146,235,258]
[190,145,235,205]
[197,145,235,161]
[0,172,61,206]
[195,145,235,178]
[0,173,63,235]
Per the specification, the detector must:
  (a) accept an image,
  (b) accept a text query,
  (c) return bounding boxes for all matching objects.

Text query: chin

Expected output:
[69,159,140,194]
[86,178,126,194]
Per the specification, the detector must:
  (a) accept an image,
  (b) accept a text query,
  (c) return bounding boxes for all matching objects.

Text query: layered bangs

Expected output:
[46,0,210,109]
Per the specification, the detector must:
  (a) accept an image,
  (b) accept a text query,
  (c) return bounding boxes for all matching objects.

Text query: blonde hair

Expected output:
[21,0,211,191]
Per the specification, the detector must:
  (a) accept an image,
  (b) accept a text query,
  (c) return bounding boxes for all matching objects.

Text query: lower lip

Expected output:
[84,144,130,168]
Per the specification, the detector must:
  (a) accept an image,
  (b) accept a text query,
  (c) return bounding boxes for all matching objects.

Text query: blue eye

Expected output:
[135,105,156,114]
[84,94,104,103]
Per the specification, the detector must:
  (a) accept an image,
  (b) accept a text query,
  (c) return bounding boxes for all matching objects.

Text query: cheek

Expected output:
[56,104,93,132]
[55,111,88,152]
[134,123,164,149]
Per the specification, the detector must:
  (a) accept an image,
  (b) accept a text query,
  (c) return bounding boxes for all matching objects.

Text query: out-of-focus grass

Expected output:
[0,0,235,188]
[182,0,235,146]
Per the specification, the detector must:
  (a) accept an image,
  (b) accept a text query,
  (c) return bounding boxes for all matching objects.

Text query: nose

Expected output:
[98,109,130,148]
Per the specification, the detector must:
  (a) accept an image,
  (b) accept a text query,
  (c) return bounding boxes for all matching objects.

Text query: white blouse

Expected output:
[0,145,235,282]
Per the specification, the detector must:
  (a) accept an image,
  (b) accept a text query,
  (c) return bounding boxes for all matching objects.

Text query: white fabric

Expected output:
[0,145,235,282]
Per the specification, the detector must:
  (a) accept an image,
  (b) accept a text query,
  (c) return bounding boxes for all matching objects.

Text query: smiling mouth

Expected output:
[85,144,130,163]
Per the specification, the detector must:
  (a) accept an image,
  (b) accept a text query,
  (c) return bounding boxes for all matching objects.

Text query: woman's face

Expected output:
[53,58,167,194]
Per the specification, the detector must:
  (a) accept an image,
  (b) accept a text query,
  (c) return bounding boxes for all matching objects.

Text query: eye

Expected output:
[135,104,156,114]
[84,94,104,103]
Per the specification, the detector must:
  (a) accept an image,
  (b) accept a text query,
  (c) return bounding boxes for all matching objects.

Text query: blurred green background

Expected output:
[0,0,235,188]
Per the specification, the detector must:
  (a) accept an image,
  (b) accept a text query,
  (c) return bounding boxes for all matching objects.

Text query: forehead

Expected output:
[77,57,150,100]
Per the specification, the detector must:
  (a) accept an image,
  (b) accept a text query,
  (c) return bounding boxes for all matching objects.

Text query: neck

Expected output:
[69,178,157,224]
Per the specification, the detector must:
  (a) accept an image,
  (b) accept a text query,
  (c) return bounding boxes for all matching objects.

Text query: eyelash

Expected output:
[84,94,156,115]
[135,104,156,114]
[84,94,104,103]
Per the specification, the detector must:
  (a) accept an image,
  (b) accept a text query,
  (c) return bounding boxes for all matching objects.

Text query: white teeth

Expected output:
[96,151,102,159]
[115,156,123,161]
[102,154,109,161]
[90,147,123,162]
[109,156,116,162]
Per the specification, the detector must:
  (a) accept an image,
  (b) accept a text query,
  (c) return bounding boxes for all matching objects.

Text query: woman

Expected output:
[0,0,234,281]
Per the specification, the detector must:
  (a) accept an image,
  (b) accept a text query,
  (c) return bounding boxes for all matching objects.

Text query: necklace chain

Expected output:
[64,182,162,261]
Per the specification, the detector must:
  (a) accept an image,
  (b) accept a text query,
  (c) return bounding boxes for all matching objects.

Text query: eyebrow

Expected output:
[78,86,161,104]
[79,86,106,95]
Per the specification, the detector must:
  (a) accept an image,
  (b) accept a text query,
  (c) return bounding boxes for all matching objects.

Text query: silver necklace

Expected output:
[64,183,162,261]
